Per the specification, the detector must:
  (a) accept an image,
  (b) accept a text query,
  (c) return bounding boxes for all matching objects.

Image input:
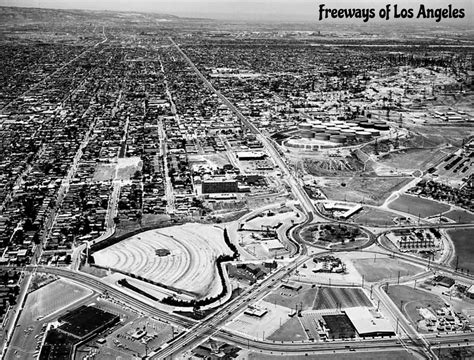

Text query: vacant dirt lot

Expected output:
[320,176,412,206]
[387,194,450,217]
[352,257,424,283]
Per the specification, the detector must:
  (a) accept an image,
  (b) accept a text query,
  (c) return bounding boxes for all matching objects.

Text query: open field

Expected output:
[447,228,474,273]
[352,257,424,283]
[93,164,116,182]
[248,350,416,360]
[377,148,447,172]
[437,346,474,360]
[116,156,142,180]
[351,207,398,226]
[94,223,233,297]
[313,287,372,310]
[444,209,474,224]
[264,285,318,311]
[267,316,307,342]
[387,194,450,218]
[412,125,470,147]
[386,285,445,330]
[319,177,412,206]
[188,152,230,168]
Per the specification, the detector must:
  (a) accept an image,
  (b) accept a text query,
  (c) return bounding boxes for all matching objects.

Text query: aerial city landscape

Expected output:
[0,2,473,359]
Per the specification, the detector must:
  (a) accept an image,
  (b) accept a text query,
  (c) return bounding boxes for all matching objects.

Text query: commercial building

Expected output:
[344,307,395,337]
[201,180,239,194]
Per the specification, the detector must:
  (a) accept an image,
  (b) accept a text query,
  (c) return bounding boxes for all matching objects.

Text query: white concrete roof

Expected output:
[344,306,394,335]
[263,239,285,251]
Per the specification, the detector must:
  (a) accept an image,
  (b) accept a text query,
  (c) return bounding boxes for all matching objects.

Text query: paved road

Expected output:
[18,263,474,360]
[169,37,318,219]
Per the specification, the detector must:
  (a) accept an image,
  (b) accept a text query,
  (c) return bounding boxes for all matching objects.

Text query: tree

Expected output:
[83,217,91,234]
[32,232,41,245]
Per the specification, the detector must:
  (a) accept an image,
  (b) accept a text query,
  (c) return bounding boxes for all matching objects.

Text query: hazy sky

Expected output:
[0,0,472,21]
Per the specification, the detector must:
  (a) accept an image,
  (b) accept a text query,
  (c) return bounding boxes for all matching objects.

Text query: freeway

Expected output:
[21,262,474,360]
[156,37,438,359]
[151,254,311,358]
[24,266,193,329]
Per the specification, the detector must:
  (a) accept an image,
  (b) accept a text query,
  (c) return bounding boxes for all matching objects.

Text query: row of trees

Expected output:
[117,278,158,301]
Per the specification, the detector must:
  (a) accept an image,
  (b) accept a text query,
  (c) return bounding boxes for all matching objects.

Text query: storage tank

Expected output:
[374,123,390,131]
[314,133,330,141]
[359,121,373,128]
[356,131,372,140]
[300,130,314,139]
[367,129,381,136]
[312,124,326,132]
[344,133,356,140]
[341,128,356,134]
[299,122,312,130]
[330,135,346,144]
[326,127,341,135]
